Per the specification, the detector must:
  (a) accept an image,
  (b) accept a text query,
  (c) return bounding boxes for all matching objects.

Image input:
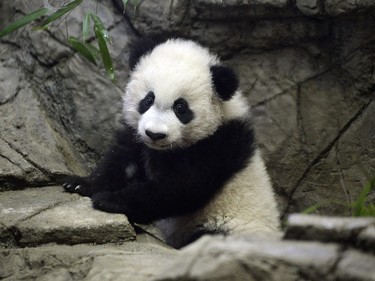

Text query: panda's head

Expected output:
[123,37,246,150]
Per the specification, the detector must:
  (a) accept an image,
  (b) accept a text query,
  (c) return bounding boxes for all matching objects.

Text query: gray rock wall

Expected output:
[0,0,135,189]
[123,0,375,217]
[0,2,374,278]
[0,0,374,215]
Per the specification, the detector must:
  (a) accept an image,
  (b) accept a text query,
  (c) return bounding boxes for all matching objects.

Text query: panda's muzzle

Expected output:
[145,130,167,141]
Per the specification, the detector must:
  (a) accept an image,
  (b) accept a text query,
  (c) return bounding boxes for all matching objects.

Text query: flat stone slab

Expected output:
[0,242,176,281]
[0,186,71,226]
[284,214,375,252]
[1,223,374,281]
[0,186,135,247]
[1,186,73,246]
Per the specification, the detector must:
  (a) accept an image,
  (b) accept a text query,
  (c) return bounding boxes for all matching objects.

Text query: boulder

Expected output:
[0,243,176,281]
[1,214,374,281]
[0,186,135,247]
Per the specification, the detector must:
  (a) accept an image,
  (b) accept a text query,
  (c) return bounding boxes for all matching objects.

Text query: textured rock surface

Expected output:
[0,0,374,280]
[1,212,374,281]
[0,186,135,247]
[1,0,374,215]
[153,215,375,281]
[285,214,375,252]
[0,243,176,281]
[123,0,330,56]
[0,0,134,189]
[155,236,341,281]
[153,235,375,281]
[124,2,375,214]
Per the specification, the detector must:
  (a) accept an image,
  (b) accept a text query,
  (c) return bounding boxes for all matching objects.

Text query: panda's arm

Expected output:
[91,171,217,223]
[63,125,144,196]
[91,120,255,223]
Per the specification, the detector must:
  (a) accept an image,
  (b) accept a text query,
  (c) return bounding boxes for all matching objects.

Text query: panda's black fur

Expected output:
[64,36,279,248]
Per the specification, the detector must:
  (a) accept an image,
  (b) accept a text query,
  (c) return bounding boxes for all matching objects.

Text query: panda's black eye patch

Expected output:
[138,91,155,114]
[173,98,194,124]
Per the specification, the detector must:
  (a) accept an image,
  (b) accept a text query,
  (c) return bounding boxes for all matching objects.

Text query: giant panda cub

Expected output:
[63,37,280,248]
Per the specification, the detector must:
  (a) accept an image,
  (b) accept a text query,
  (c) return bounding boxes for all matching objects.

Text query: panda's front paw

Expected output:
[92,191,127,214]
[62,175,92,197]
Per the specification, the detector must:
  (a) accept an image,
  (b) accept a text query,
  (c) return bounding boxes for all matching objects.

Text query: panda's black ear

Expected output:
[210,65,239,101]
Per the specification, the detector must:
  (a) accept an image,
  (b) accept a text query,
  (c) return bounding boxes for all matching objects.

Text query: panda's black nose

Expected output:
[145,130,167,141]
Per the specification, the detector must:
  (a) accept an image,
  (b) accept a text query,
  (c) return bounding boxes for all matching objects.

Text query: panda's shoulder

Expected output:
[206,119,255,148]
[194,119,256,167]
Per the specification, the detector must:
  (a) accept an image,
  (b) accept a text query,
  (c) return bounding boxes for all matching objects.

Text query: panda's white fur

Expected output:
[123,39,223,150]
[125,39,280,246]
[64,38,280,249]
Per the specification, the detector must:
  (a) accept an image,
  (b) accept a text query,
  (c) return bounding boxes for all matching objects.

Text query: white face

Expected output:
[123,39,224,150]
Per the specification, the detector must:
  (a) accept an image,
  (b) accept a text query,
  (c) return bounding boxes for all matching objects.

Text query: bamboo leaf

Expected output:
[94,27,114,80]
[0,8,49,38]
[40,0,83,27]
[90,13,110,43]
[69,36,100,65]
[359,204,375,217]
[302,204,320,215]
[90,13,114,80]
[81,41,100,59]
[352,177,375,217]
[367,204,375,216]
[82,13,91,41]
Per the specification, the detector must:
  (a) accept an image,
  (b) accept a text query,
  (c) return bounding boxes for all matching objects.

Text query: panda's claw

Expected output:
[62,175,88,194]
[63,183,75,192]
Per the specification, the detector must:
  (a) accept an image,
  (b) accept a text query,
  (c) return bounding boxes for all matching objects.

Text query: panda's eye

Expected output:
[144,96,154,107]
[173,98,194,124]
[138,91,155,114]
[174,102,187,114]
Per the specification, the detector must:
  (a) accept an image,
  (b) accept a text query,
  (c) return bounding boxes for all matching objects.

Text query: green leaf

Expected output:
[40,0,83,27]
[366,204,375,216]
[94,26,114,80]
[360,203,375,217]
[302,204,320,215]
[90,13,114,80]
[0,8,49,38]
[82,13,91,42]
[352,177,375,217]
[68,37,100,65]
[90,13,110,43]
